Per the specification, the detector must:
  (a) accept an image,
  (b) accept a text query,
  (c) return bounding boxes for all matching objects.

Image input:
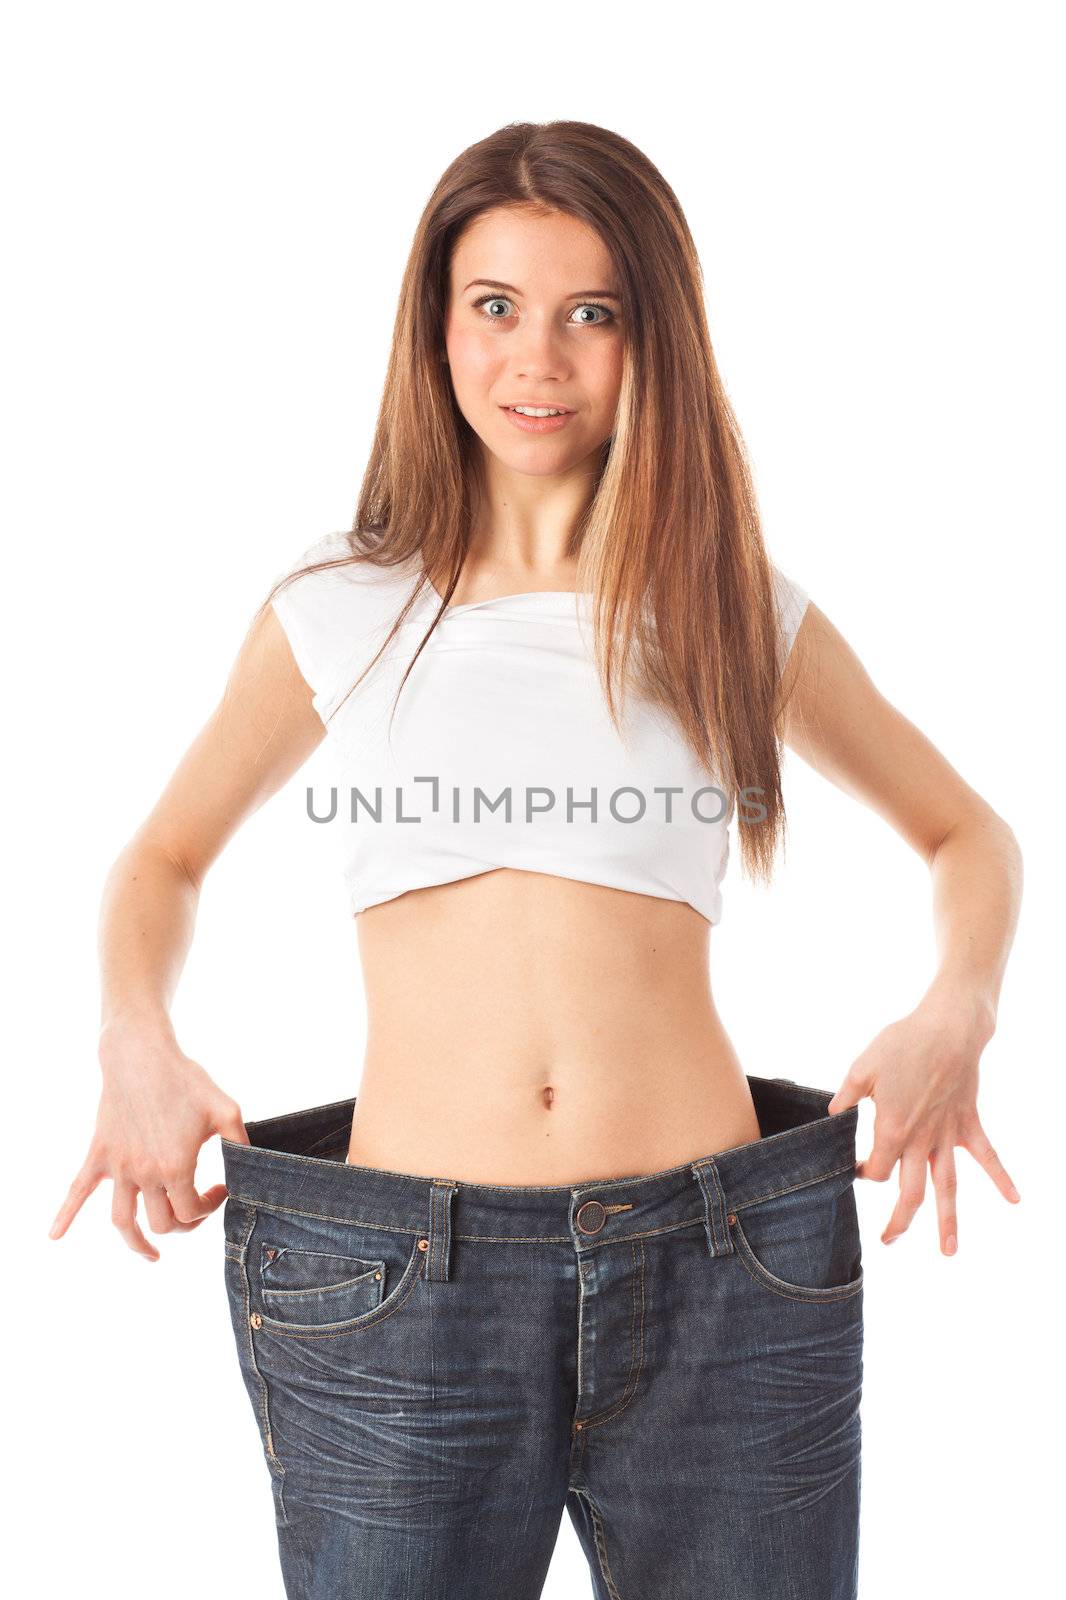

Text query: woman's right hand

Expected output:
[48,1013,250,1261]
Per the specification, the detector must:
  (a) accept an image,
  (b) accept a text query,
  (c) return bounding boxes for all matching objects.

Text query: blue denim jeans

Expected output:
[221,1074,864,1598]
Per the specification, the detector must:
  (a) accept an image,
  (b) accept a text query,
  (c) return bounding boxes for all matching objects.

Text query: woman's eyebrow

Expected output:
[462,278,621,300]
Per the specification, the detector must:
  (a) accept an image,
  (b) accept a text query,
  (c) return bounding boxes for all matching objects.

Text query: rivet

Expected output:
[727,1213,737,1225]
[574,1421,583,1431]
[417,1238,429,1251]
[249,1312,262,1329]
[374,1271,382,1280]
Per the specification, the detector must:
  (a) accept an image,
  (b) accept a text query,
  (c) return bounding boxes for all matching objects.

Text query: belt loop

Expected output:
[424,1179,458,1281]
[693,1159,735,1260]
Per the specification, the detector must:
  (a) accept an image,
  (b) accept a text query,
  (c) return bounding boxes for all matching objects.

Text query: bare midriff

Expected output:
[346,868,763,1184]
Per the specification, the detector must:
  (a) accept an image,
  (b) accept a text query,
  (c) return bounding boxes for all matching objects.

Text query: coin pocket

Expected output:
[259,1243,387,1327]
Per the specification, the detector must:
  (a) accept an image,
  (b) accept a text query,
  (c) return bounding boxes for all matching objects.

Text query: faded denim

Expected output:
[221,1074,864,1598]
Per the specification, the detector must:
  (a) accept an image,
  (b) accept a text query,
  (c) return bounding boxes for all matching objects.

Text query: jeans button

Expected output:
[576,1200,607,1234]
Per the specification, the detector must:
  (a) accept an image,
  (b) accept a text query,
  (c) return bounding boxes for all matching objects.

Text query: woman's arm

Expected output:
[49,604,327,1260]
[780,603,1023,1256]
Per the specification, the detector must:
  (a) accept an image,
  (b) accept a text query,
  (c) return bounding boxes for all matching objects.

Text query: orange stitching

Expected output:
[226,1192,707,1246]
[573,1238,647,1435]
[232,1208,288,1522]
[727,1161,858,1213]
[579,1490,623,1600]
[255,1254,425,1340]
[730,1214,864,1303]
[226,1192,422,1237]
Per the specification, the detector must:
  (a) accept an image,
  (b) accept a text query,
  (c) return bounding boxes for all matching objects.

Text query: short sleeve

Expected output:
[771,562,811,675]
[269,531,363,722]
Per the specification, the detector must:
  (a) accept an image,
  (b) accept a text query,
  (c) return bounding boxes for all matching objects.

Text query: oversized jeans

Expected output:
[221,1074,864,1597]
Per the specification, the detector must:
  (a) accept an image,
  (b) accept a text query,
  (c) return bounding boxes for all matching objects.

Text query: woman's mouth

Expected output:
[500,405,575,435]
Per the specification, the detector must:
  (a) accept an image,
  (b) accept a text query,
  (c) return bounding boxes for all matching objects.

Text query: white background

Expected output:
[6,2,1061,1594]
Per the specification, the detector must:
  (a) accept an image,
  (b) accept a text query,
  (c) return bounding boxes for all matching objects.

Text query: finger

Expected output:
[856,1118,905,1183]
[216,1105,250,1147]
[112,1178,160,1262]
[930,1143,959,1255]
[142,1183,181,1235]
[48,1164,104,1239]
[827,1063,872,1116]
[881,1149,928,1244]
[958,1119,1021,1204]
[141,1182,204,1235]
[165,1177,228,1225]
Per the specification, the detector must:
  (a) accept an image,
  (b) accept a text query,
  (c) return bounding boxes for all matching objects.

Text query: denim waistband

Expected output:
[220,1074,859,1281]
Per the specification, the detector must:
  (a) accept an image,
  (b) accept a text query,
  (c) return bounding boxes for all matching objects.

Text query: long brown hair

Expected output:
[260,119,802,886]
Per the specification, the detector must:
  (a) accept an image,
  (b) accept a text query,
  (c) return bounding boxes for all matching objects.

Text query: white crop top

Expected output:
[269,532,810,925]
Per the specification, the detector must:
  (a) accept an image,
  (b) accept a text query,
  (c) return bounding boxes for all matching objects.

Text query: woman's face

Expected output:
[443,205,624,478]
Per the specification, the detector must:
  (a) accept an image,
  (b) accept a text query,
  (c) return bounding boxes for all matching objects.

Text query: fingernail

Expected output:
[1009,1185,1021,1201]
[945,1234,957,1254]
[882,1233,898,1244]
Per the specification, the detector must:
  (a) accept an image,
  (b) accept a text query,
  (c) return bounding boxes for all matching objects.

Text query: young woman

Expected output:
[50,121,1022,1599]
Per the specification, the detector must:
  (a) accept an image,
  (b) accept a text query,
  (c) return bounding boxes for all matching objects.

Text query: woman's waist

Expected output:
[350,872,743,1180]
[348,1022,761,1184]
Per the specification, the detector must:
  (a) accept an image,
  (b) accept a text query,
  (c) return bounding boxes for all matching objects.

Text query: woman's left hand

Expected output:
[826,985,1021,1254]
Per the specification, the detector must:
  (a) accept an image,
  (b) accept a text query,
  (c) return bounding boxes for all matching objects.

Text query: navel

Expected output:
[541,1085,556,1110]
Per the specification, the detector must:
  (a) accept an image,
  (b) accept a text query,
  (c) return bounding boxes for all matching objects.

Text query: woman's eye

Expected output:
[471,296,615,326]
[569,304,613,325]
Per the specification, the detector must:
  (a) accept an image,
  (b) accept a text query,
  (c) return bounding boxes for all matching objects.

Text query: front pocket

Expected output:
[259,1244,387,1327]
[243,1204,427,1339]
[728,1165,864,1304]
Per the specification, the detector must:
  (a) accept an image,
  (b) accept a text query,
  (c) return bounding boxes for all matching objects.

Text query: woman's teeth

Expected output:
[510,406,567,417]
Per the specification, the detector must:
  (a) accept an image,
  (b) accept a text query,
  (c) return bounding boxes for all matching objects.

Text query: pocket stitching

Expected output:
[729,1211,864,1303]
[260,1244,387,1302]
[254,1238,426,1339]
[262,1268,385,1304]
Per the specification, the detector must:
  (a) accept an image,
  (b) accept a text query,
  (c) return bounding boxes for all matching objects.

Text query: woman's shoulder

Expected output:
[267,531,420,718]
[272,529,418,592]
